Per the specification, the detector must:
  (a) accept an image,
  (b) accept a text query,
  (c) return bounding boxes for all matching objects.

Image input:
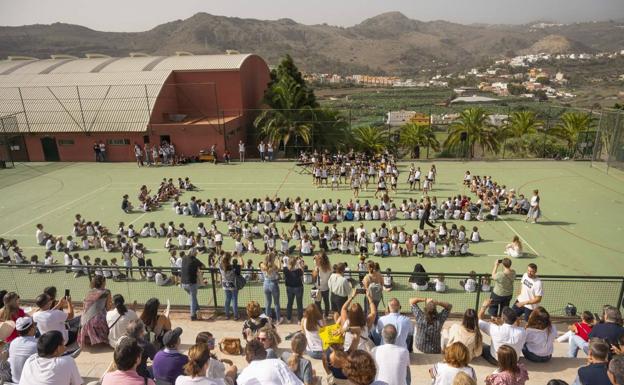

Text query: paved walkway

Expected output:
[75,312,585,385]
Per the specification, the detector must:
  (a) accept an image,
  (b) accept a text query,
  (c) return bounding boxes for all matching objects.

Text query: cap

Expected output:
[15,317,33,332]
[162,327,183,346]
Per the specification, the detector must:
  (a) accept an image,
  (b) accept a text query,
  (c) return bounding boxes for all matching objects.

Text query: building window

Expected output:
[58,139,74,146]
[107,139,130,146]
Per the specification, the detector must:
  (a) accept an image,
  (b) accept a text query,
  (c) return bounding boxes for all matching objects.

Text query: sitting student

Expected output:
[154,269,171,286]
[459,242,471,256]
[505,236,523,258]
[383,268,394,291]
[152,327,189,384]
[460,271,478,293]
[481,275,492,293]
[19,331,82,385]
[557,311,594,344]
[434,275,447,293]
[470,227,481,242]
[102,337,156,385]
[121,194,133,213]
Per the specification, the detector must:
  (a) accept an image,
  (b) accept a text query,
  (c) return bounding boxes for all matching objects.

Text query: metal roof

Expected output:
[0,54,257,133]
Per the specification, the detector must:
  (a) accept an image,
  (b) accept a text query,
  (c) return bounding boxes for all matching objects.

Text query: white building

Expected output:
[386,110,417,126]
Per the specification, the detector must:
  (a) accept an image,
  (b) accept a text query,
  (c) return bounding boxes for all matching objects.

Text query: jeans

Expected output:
[568,334,589,357]
[481,344,498,365]
[522,345,551,362]
[286,286,304,321]
[224,289,239,319]
[315,290,330,317]
[512,301,533,321]
[488,292,512,317]
[263,279,281,320]
[181,283,199,317]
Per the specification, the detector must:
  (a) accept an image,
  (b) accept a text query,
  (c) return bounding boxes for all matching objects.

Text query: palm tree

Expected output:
[352,126,389,154]
[502,111,543,155]
[399,123,440,159]
[254,76,315,150]
[549,111,593,156]
[312,108,351,151]
[444,108,499,158]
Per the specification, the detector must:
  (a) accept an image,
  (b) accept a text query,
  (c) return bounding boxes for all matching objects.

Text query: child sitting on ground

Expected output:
[383,268,394,291]
[557,311,594,343]
[470,226,481,242]
[481,275,491,292]
[459,271,477,293]
[434,274,446,293]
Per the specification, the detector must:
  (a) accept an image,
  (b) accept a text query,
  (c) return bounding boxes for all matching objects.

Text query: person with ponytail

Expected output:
[106,294,138,348]
[175,343,229,385]
[281,333,314,385]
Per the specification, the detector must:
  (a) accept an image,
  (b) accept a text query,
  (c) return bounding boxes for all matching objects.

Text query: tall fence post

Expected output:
[475,274,483,311]
[618,278,624,311]
[210,268,219,312]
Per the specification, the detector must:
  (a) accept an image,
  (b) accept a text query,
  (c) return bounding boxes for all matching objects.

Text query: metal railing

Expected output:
[1,264,622,317]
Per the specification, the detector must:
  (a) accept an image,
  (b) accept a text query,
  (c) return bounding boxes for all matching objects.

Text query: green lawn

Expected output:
[1,160,623,314]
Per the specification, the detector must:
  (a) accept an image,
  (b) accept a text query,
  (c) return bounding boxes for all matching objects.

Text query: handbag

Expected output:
[219,337,243,355]
[318,323,344,350]
[235,275,247,290]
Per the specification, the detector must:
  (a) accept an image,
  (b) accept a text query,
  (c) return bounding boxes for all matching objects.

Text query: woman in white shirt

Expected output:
[300,304,325,359]
[505,235,523,258]
[430,342,477,385]
[106,294,138,348]
[175,343,229,385]
[523,306,557,362]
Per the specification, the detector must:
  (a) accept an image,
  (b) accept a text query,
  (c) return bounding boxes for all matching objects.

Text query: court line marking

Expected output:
[128,212,148,226]
[0,184,111,236]
[500,218,539,256]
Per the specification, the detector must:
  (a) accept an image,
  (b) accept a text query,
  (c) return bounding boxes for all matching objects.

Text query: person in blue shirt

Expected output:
[574,338,612,385]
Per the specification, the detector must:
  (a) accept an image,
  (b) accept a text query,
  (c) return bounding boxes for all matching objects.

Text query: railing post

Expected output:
[210,268,219,312]
[618,278,624,311]
[475,274,482,311]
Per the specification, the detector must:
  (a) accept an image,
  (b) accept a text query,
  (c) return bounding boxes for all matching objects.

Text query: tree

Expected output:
[265,54,317,109]
[312,108,351,151]
[444,108,499,158]
[502,110,543,155]
[549,111,593,156]
[507,83,527,96]
[399,123,440,159]
[352,126,389,154]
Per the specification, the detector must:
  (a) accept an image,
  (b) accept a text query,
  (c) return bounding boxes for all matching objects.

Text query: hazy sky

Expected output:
[1,0,623,32]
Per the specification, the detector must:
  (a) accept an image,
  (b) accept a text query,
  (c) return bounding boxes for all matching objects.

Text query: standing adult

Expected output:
[371,324,410,385]
[99,140,106,162]
[312,253,332,319]
[362,261,384,317]
[239,140,246,162]
[419,197,436,230]
[478,300,527,365]
[258,141,266,162]
[134,143,143,167]
[409,297,452,354]
[512,263,543,321]
[283,257,304,323]
[328,263,352,317]
[93,142,100,162]
[526,189,541,224]
[78,275,112,348]
[375,298,413,351]
[261,253,282,323]
[220,253,242,320]
[267,142,274,161]
[143,144,151,166]
[181,251,204,321]
[489,258,516,317]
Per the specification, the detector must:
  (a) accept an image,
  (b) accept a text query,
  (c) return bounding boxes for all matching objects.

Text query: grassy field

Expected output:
[1,160,623,314]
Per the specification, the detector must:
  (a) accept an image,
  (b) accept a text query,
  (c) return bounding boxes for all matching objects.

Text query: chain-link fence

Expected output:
[592,109,624,173]
[2,264,622,317]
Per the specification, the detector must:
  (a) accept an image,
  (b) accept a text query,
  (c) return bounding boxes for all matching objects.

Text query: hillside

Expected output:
[1,12,623,75]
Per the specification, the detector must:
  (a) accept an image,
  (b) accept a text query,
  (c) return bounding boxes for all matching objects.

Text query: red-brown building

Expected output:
[0,53,270,162]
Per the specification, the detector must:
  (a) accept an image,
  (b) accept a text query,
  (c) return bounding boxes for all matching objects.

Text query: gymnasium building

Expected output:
[0,52,270,162]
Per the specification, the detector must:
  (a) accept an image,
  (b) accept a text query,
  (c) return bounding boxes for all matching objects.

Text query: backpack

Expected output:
[367,282,383,304]
[235,275,247,290]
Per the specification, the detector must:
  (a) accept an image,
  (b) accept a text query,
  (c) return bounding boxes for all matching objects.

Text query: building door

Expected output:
[40,137,60,161]
[160,135,171,145]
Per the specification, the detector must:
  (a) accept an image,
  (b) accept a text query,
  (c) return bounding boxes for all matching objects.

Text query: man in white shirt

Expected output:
[258,141,266,162]
[19,330,83,385]
[478,300,527,365]
[374,298,413,351]
[372,324,410,385]
[9,317,38,383]
[513,263,543,321]
[237,340,303,385]
[239,140,245,162]
[32,293,76,345]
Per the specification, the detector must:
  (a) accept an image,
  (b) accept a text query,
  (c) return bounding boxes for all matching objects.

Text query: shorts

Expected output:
[330,293,347,312]
[137,259,146,267]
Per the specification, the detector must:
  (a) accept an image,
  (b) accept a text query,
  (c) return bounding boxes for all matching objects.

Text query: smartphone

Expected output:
[64,289,70,298]
[356,287,366,295]
[497,259,503,264]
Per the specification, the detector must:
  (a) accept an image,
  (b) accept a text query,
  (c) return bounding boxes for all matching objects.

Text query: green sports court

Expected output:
[1,160,623,315]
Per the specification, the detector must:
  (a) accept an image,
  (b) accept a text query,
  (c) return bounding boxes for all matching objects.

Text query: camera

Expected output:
[497,259,502,264]
[356,287,366,295]
[64,289,70,298]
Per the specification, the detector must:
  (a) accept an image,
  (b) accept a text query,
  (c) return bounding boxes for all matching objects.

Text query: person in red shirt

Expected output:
[0,292,26,343]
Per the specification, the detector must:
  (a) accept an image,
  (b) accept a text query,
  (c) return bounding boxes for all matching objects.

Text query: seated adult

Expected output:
[0,292,26,344]
[408,264,429,291]
[140,298,172,349]
[342,350,385,385]
[446,309,483,361]
[609,355,624,385]
[236,339,303,385]
[175,343,230,385]
[338,289,377,351]
[78,276,112,348]
[477,300,527,365]
[195,331,237,385]
[409,297,452,354]
[322,345,349,384]
[281,333,314,385]
[153,327,188,384]
[371,325,410,385]
[102,337,155,385]
[257,325,282,359]
[523,307,557,363]
[8,317,38,384]
[106,294,138,348]
[125,319,157,380]
[570,306,624,358]
[430,342,477,385]
[504,236,523,258]
[33,293,76,346]
[573,338,611,385]
[484,345,529,385]
[19,330,83,385]
[374,298,413,351]
[242,301,271,342]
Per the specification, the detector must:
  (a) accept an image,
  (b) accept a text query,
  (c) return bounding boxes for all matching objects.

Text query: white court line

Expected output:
[0,184,110,236]
[500,219,539,256]
[128,212,148,226]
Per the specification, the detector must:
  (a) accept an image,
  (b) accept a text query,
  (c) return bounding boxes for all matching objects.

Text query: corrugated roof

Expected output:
[0,54,258,133]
